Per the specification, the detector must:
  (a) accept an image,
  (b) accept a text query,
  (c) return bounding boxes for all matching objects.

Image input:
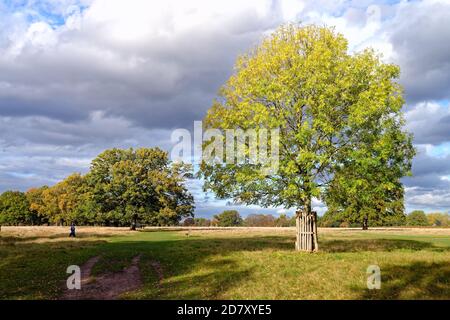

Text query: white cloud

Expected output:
[406,188,450,210]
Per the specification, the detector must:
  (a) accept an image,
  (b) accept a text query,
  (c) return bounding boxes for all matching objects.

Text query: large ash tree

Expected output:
[200,24,414,252]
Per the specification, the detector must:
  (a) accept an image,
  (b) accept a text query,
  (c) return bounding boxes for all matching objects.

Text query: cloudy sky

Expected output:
[1,0,450,217]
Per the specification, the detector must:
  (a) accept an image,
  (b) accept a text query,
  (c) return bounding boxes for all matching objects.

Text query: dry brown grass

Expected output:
[2,226,449,244]
[0,226,131,243]
[145,226,450,238]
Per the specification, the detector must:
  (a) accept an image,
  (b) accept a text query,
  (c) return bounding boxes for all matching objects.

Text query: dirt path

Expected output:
[61,255,142,300]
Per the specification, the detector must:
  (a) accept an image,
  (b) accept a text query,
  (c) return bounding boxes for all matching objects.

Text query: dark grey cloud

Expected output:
[402,145,450,212]
[405,101,450,145]
[403,145,450,186]
[388,1,450,104]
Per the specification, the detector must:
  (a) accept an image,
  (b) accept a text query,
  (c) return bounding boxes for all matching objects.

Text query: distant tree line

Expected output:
[183,211,296,227]
[182,210,449,228]
[319,210,449,227]
[0,148,195,228]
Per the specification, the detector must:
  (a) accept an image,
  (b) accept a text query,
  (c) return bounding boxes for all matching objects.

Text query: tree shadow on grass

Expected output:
[358,262,450,299]
[0,240,108,299]
[143,257,254,300]
[161,269,254,300]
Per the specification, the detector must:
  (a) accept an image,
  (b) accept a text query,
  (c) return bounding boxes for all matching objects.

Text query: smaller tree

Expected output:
[40,186,62,225]
[427,212,449,227]
[36,173,87,225]
[55,173,87,224]
[194,218,211,226]
[324,140,411,230]
[244,214,276,227]
[0,191,32,225]
[26,186,49,225]
[406,210,429,226]
[213,210,243,227]
[382,213,407,226]
[275,214,296,227]
[183,217,195,226]
[318,210,343,227]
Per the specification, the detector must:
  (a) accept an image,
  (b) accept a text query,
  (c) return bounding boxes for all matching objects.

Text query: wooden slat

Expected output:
[295,210,318,252]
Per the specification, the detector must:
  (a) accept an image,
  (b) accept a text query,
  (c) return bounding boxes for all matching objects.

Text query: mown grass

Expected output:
[0,227,449,299]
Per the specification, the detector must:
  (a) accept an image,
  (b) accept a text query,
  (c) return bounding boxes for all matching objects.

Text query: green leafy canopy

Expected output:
[200,24,415,214]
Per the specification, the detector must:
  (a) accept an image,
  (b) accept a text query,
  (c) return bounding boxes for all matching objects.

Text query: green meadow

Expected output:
[0,227,449,300]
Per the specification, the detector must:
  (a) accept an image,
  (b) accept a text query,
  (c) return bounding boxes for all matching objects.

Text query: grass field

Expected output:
[0,226,449,300]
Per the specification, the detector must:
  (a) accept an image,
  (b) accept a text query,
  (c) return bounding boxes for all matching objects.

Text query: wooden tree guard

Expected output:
[295,210,318,252]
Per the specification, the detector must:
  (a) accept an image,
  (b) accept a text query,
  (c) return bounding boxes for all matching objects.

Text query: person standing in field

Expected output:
[69,223,76,238]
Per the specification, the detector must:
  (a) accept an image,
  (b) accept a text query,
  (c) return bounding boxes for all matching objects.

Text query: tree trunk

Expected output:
[295,198,319,252]
[362,215,368,230]
[130,215,137,231]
